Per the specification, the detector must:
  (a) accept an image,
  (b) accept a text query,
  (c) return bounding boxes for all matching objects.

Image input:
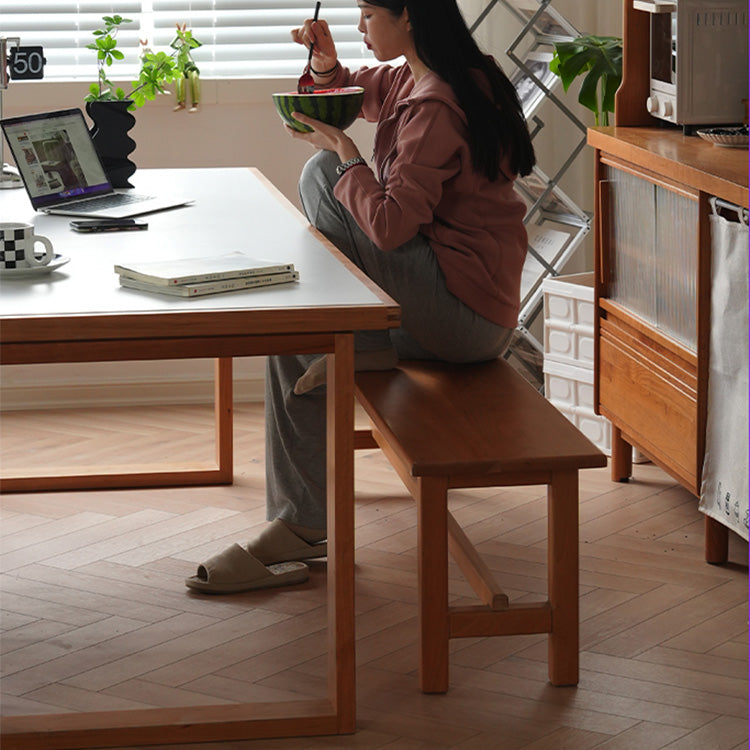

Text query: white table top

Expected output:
[0,168,393,321]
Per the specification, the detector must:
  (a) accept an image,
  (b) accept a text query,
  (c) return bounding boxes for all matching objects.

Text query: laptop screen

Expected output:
[1,108,113,209]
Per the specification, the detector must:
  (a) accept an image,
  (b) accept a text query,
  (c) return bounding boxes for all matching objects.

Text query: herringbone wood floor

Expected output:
[0,402,747,749]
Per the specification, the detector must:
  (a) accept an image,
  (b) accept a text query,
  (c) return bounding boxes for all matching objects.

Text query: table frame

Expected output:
[0,356,235,494]
[0,170,400,748]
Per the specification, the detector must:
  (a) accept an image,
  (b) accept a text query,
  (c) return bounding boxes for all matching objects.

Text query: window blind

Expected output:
[1,1,373,80]
[1,2,144,80]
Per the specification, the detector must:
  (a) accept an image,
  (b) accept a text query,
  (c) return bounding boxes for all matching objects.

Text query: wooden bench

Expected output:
[354,357,607,694]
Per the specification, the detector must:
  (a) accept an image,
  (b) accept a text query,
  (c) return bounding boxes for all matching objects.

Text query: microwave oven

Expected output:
[633,0,748,128]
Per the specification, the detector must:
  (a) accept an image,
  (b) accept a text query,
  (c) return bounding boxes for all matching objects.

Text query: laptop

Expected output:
[1,108,191,218]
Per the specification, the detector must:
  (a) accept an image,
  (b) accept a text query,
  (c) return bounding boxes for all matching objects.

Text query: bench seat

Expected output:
[354,357,607,693]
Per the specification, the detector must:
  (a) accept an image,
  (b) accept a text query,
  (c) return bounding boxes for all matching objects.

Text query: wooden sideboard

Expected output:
[587,2,748,564]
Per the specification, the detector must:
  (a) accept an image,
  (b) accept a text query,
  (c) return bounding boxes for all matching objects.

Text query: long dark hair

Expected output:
[365,0,535,179]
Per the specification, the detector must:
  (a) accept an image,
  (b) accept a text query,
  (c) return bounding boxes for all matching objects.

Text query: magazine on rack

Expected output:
[509,50,559,119]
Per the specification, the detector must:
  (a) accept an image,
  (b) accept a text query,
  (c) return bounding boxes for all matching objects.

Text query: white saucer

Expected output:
[0,254,71,279]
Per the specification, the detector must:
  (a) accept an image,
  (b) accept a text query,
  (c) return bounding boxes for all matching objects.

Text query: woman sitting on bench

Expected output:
[186,0,536,594]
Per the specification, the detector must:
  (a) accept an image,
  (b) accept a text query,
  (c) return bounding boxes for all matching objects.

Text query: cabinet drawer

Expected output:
[599,316,698,491]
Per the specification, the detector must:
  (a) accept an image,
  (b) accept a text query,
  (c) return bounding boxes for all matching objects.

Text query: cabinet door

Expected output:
[598,162,701,492]
[604,166,699,350]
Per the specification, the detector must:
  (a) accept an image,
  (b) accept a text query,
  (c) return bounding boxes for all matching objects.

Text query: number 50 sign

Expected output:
[9,46,46,80]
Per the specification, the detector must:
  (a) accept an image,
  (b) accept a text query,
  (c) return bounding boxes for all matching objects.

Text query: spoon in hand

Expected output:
[297,1,322,94]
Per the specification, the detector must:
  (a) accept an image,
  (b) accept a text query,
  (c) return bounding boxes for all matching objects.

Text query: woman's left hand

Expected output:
[287,111,360,162]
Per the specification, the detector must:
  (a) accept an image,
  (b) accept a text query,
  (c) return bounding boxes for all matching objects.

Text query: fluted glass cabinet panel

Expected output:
[607,170,656,326]
[605,166,698,350]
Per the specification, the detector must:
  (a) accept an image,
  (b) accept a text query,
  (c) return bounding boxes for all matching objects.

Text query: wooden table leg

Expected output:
[326,334,357,733]
[547,469,579,686]
[416,476,450,694]
[215,357,234,482]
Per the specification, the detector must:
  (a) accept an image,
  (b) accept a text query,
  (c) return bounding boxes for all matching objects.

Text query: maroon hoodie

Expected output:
[331,62,528,329]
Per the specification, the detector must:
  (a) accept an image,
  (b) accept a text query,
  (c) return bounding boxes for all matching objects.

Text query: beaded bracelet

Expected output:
[335,156,367,176]
[311,60,339,77]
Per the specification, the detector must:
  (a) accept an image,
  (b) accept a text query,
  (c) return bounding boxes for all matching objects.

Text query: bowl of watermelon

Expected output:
[272,86,364,133]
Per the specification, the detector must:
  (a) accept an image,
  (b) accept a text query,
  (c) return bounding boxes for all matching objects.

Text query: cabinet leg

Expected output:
[704,516,729,564]
[610,426,633,482]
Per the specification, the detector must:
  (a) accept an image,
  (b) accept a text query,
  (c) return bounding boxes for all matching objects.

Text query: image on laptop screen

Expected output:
[2,108,112,210]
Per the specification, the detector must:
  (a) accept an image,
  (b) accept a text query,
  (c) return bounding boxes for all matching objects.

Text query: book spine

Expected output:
[114,263,295,286]
[170,264,295,285]
[182,271,299,296]
[120,271,299,297]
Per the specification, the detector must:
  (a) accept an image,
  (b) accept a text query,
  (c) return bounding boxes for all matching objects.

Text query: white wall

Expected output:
[1,1,621,410]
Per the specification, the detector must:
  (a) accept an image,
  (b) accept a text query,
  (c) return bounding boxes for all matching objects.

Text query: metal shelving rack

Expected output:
[471,0,592,386]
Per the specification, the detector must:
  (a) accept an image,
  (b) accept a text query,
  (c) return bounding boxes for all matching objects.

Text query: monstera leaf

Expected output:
[550,35,622,126]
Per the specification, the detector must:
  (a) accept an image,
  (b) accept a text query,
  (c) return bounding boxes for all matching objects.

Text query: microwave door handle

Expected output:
[633,0,677,12]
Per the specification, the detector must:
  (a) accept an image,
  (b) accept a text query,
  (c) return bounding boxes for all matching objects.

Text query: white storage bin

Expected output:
[543,357,612,455]
[544,359,595,410]
[545,322,595,366]
[551,401,613,456]
[542,273,649,463]
[543,272,595,326]
[543,273,596,367]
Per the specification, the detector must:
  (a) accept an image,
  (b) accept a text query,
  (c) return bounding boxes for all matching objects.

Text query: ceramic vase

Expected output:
[85,100,136,188]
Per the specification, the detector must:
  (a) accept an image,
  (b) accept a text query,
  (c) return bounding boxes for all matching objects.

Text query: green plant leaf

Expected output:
[578,64,601,117]
[549,43,585,91]
[550,34,622,123]
[98,35,116,52]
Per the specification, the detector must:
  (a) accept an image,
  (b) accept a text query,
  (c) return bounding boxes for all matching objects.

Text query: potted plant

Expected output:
[83,15,201,186]
[549,34,623,126]
[171,23,202,113]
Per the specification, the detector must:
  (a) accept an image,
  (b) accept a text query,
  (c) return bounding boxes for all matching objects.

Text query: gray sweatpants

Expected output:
[265,150,513,529]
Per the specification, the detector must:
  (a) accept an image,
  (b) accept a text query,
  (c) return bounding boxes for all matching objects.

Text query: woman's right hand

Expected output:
[291,18,338,75]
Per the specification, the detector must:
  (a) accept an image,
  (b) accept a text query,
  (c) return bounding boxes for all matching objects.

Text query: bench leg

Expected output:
[547,469,579,686]
[416,476,450,694]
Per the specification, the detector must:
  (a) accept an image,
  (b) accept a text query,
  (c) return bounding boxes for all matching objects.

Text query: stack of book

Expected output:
[115,253,299,297]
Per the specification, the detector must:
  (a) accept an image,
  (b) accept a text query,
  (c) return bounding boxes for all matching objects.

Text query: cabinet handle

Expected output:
[598,180,611,287]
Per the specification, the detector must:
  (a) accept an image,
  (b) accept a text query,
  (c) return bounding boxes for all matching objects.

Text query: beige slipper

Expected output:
[249,519,327,565]
[185,543,309,594]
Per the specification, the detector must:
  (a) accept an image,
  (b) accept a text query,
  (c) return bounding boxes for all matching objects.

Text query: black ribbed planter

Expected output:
[85,100,136,188]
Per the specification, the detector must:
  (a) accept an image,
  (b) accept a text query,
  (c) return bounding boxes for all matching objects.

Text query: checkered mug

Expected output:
[0,222,54,271]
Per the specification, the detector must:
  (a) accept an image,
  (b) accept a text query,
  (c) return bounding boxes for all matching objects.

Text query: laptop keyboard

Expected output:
[70,193,152,212]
